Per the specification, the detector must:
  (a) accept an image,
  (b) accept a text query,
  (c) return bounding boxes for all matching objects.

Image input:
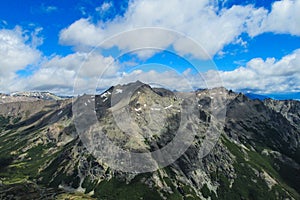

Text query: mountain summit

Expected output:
[0,82,299,199]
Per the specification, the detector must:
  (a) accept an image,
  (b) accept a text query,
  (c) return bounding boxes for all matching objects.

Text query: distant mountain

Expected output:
[245,92,300,101]
[267,92,300,101]
[10,91,63,101]
[245,93,269,100]
[0,82,299,199]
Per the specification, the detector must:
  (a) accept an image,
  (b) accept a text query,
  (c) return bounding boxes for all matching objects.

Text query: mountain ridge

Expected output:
[0,82,299,199]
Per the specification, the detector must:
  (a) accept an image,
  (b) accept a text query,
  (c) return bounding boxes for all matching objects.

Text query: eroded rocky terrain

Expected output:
[0,82,299,199]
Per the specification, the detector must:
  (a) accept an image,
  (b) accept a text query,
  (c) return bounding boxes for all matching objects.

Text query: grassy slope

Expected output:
[1,114,299,200]
[220,136,299,200]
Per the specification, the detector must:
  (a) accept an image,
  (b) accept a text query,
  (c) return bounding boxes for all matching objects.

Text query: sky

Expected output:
[0,0,300,98]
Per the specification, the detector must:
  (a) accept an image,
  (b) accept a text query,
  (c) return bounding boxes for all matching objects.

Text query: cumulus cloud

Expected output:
[0,27,41,92]
[260,0,300,36]
[59,0,300,59]
[214,49,300,93]
[11,52,120,95]
[0,27,40,74]
[8,48,300,95]
[59,19,104,47]
[94,49,300,94]
[114,49,300,94]
[59,0,267,59]
[3,0,300,95]
[118,69,200,91]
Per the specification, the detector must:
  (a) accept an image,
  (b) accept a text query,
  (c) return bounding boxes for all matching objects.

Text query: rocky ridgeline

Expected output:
[264,99,300,131]
[0,92,64,104]
[0,93,38,104]
[0,82,299,200]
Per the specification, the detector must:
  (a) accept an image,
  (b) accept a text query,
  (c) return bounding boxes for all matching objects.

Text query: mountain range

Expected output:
[0,81,299,199]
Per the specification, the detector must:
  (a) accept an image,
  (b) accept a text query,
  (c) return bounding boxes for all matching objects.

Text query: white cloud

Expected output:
[41,5,58,13]
[60,19,104,47]
[96,2,113,13]
[118,70,195,91]
[0,27,41,92]
[260,0,300,36]
[101,28,182,59]
[102,49,300,94]
[0,27,40,74]
[42,52,118,78]
[7,48,300,95]
[214,49,300,93]
[59,0,268,59]
[3,0,300,95]
[30,27,44,48]
[59,0,300,59]
[11,52,120,95]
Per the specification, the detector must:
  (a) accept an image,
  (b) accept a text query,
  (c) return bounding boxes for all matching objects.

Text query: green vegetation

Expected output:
[162,167,200,200]
[12,117,21,124]
[219,136,299,200]
[82,176,98,193]
[38,140,79,188]
[1,94,299,200]
[93,176,161,200]
[200,184,210,198]
[0,155,13,169]
[0,115,10,131]
[162,177,182,200]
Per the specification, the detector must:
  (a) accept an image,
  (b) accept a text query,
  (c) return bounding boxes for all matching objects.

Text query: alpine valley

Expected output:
[0,81,299,200]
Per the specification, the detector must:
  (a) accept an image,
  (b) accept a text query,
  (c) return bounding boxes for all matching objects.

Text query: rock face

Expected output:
[264,99,300,131]
[0,82,299,200]
[10,91,64,101]
[0,92,64,104]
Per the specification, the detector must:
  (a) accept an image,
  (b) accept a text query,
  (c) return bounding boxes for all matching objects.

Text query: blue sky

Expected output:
[0,0,300,98]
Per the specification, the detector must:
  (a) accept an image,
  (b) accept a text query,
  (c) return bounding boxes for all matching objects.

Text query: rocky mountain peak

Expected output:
[11,91,63,101]
[264,98,300,131]
[0,82,299,199]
